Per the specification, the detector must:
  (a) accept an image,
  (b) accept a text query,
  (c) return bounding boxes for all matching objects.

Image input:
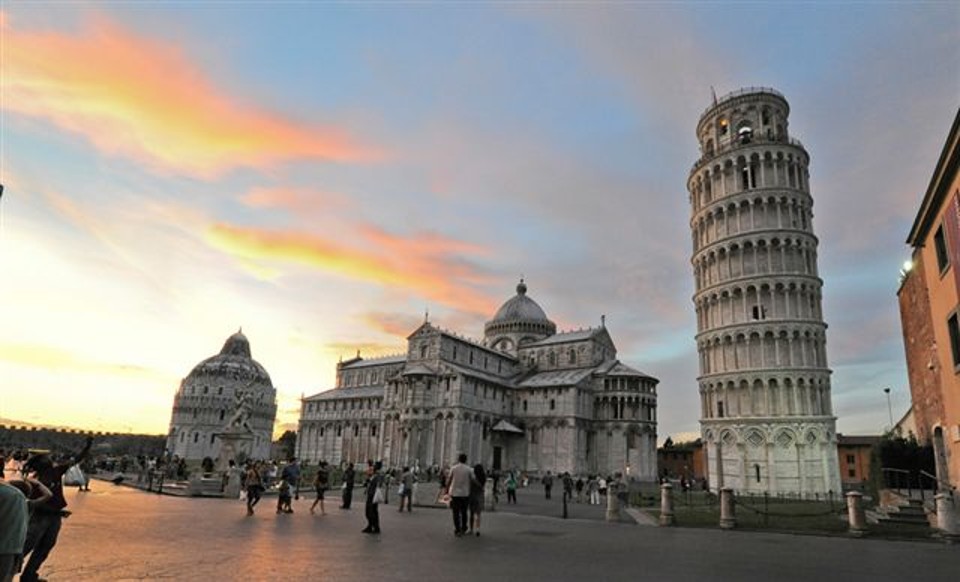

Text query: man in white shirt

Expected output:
[447,454,475,537]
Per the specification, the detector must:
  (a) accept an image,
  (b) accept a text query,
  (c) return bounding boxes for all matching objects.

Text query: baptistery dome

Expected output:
[167,330,277,462]
[187,330,272,385]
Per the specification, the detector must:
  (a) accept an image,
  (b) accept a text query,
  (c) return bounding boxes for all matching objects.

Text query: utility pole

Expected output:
[884,387,894,430]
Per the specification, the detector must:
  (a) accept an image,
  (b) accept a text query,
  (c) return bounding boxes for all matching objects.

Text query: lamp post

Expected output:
[883,387,893,430]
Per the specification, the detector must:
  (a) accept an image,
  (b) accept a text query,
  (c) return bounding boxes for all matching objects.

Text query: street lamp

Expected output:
[883,388,893,430]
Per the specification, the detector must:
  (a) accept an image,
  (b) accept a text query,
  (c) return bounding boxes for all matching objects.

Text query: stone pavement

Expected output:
[31,484,957,581]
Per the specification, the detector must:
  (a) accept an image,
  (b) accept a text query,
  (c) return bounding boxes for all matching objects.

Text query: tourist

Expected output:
[505,472,518,504]
[311,461,329,515]
[0,480,27,582]
[542,471,554,500]
[587,475,600,505]
[281,458,301,501]
[447,454,475,537]
[398,466,414,512]
[276,479,293,514]
[598,475,607,497]
[245,462,263,516]
[468,464,486,536]
[562,472,574,503]
[362,461,383,534]
[341,463,355,509]
[382,469,392,505]
[575,476,584,503]
[20,436,92,582]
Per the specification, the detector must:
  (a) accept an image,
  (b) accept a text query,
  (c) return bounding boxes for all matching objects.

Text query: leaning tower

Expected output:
[688,88,841,495]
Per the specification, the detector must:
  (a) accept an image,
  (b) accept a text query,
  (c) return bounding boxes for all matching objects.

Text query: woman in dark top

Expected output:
[468,464,486,536]
[362,462,383,534]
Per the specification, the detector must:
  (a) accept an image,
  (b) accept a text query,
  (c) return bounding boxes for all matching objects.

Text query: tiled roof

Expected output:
[304,386,384,401]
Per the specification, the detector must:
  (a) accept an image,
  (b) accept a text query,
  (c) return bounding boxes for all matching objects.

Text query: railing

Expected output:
[881,467,913,498]
[919,469,956,506]
[697,87,787,120]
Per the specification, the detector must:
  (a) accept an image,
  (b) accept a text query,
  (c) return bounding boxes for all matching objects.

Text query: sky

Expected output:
[0,2,957,441]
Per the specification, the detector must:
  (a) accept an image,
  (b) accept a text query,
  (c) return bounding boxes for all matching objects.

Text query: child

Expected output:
[277,479,293,514]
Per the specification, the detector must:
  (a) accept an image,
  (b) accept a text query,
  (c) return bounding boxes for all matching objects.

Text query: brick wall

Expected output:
[897,251,945,444]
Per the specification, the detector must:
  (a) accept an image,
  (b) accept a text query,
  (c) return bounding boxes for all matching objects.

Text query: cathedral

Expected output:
[296,281,659,479]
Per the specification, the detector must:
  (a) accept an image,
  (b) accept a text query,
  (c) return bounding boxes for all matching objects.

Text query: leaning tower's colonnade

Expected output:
[688,88,841,495]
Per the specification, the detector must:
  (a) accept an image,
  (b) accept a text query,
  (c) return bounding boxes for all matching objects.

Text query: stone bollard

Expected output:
[719,487,736,529]
[845,491,866,537]
[935,493,959,543]
[606,482,621,522]
[659,482,675,526]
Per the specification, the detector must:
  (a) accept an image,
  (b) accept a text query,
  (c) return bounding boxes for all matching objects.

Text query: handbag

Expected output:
[397,484,405,496]
[372,485,385,505]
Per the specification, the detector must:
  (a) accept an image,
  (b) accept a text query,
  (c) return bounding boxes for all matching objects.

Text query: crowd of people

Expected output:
[1,440,627,581]
[1,438,93,582]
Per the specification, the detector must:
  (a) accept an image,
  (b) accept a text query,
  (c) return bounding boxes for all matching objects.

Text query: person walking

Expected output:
[20,436,92,582]
[575,476,584,503]
[341,463,355,509]
[280,458,301,502]
[468,464,486,536]
[505,472,518,504]
[562,472,574,504]
[447,454,475,537]
[245,462,263,516]
[542,471,554,500]
[398,467,414,512]
[587,475,600,505]
[362,462,383,534]
[310,462,329,515]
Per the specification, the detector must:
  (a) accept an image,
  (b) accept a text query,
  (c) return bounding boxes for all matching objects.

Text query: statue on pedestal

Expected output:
[215,383,257,472]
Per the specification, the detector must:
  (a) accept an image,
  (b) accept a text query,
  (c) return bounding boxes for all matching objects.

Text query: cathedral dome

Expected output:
[491,280,550,323]
[485,280,556,349]
[186,329,272,385]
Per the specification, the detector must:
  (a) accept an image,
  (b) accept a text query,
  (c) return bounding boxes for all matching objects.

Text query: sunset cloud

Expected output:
[0,341,171,381]
[360,311,426,338]
[240,186,351,216]
[1,14,378,178]
[204,223,498,316]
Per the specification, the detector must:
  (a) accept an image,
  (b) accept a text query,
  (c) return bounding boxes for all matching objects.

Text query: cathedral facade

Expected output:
[297,281,659,479]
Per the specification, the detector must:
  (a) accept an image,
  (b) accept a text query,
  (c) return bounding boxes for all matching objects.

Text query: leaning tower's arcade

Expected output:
[688,88,841,495]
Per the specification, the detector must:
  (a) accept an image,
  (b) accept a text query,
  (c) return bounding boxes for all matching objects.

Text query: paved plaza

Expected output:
[30,483,957,581]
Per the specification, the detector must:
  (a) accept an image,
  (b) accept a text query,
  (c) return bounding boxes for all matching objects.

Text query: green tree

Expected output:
[276,430,297,460]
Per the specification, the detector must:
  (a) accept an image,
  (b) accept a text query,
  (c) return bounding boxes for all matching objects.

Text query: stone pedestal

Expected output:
[214,429,254,472]
[935,493,959,543]
[659,482,675,526]
[845,491,866,536]
[719,488,736,529]
[224,469,242,499]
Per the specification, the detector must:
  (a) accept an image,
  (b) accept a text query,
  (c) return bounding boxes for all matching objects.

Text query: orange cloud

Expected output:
[360,311,425,337]
[204,223,497,316]
[1,14,378,178]
[241,186,350,215]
